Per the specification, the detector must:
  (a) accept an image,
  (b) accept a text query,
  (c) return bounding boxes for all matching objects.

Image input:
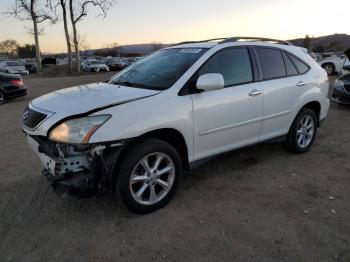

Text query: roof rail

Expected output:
[171,38,228,47]
[219,37,293,46]
[170,37,293,47]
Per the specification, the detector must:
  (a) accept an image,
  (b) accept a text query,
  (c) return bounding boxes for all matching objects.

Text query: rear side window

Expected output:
[289,54,310,74]
[256,48,286,80]
[282,52,298,76]
[198,47,253,87]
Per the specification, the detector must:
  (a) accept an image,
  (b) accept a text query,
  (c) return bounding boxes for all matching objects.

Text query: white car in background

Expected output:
[0,61,29,75]
[340,53,350,75]
[82,60,109,72]
[22,37,330,214]
[318,54,346,75]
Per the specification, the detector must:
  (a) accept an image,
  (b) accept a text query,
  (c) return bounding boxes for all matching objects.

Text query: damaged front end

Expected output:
[26,135,124,195]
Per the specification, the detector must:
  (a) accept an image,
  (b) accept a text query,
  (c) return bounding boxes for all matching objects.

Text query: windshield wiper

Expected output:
[112,81,134,87]
[112,81,160,90]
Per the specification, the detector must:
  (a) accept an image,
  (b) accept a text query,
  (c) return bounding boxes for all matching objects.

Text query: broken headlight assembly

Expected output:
[49,115,111,144]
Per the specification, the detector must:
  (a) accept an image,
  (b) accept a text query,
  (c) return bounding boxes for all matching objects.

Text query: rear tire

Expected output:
[116,138,183,214]
[285,108,317,154]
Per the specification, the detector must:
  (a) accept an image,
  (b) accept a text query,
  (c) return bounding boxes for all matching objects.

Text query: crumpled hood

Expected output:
[31,82,160,115]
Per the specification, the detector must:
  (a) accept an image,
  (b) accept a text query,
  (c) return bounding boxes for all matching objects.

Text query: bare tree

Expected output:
[7,0,57,70]
[0,40,20,58]
[69,0,115,72]
[70,33,89,57]
[58,0,73,72]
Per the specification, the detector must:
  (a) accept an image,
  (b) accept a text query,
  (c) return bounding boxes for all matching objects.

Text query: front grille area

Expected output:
[344,85,350,94]
[22,106,47,129]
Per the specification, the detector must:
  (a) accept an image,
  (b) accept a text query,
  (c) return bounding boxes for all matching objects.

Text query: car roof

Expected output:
[167,41,306,54]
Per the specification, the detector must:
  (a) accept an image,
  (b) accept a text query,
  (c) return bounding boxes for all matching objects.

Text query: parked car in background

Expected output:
[308,50,318,61]
[82,60,109,72]
[339,49,350,76]
[0,61,29,75]
[125,57,140,66]
[333,73,350,105]
[22,37,330,213]
[0,66,17,74]
[318,53,346,75]
[106,57,128,71]
[24,59,38,73]
[0,72,26,105]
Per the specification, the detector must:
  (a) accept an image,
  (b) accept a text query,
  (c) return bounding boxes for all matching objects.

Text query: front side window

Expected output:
[110,48,207,90]
[198,47,253,87]
[256,47,286,80]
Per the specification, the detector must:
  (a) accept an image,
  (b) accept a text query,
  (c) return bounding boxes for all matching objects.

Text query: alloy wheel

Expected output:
[296,114,315,148]
[129,152,175,205]
[323,65,334,75]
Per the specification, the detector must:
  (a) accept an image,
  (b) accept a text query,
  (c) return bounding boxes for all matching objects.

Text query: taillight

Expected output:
[10,79,23,86]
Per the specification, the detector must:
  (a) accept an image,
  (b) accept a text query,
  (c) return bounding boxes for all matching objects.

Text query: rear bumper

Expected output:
[320,98,330,120]
[3,86,27,99]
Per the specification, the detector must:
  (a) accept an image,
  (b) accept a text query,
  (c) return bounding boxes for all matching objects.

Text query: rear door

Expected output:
[191,47,263,160]
[256,47,310,141]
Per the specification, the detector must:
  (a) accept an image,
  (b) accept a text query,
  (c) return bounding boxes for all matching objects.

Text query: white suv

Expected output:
[22,37,330,213]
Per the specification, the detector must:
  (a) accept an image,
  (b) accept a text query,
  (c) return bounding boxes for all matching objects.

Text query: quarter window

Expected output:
[289,54,310,74]
[256,47,286,80]
[198,48,253,87]
[282,52,298,76]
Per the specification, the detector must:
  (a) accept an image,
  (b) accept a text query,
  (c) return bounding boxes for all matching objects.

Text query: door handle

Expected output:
[296,81,306,87]
[248,89,262,97]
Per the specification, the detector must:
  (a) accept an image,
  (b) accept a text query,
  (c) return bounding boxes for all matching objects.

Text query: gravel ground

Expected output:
[0,73,349,262]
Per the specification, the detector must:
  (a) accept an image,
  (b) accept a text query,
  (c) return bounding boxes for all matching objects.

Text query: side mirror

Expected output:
[196,73,224,92]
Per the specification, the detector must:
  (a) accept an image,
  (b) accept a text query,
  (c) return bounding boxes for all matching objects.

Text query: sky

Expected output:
[0,0,349,53]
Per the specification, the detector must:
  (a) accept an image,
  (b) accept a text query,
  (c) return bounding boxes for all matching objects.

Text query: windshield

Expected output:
[109,48,207,90]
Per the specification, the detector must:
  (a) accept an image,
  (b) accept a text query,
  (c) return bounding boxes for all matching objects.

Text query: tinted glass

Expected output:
[198,48,253,87]
[256,48,286,80]
[289,55,309,74]
[282,52,298,76]
[110,48,207,90]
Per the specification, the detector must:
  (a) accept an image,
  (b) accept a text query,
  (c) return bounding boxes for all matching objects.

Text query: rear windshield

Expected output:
[110,48,208,90]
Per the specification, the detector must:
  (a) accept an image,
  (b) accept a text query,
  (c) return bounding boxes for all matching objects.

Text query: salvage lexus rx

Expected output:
[22,37,330,213]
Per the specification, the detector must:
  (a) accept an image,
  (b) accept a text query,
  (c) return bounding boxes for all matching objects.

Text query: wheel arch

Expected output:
[116,128,190,172]
[302,101,321,122]
[109,127,190,192]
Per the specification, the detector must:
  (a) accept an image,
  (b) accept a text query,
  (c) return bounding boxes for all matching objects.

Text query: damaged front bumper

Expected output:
[26,135,125,194]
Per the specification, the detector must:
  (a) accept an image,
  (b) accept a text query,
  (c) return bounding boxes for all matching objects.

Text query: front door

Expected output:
[191,47,263,160]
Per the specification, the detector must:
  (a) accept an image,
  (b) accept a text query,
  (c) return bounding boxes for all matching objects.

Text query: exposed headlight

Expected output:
[49,115,111,144]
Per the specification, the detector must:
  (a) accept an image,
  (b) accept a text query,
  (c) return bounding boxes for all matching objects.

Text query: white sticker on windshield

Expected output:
[179,48,203,54]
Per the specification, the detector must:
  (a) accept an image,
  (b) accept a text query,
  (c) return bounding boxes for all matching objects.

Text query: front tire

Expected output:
[285,108,317,154]
[116,138,183,214]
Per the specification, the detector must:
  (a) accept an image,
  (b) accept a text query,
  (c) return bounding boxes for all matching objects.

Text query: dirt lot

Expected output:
[0,73,349,262]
